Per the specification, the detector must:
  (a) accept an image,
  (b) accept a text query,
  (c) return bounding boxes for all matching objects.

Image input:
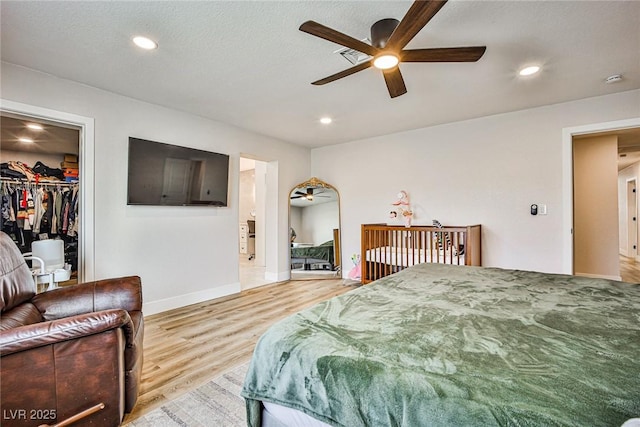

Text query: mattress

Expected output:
[262,401,331,427]
[242,263,640,427]
[365,245,465,266]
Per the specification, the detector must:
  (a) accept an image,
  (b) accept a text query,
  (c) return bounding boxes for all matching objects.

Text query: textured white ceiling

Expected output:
[1,1,639,148]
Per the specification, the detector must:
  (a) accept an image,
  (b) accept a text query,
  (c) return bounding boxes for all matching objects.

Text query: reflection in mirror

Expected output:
[289,177,341,280]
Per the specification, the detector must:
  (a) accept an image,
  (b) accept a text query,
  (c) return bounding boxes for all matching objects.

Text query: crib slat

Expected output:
[361,223,482,284]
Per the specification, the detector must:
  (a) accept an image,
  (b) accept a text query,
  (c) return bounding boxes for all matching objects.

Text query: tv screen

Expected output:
[127,137,229,206]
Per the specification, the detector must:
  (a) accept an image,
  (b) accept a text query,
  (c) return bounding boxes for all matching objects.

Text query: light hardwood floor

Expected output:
[123,278,359,423]
[620,255,640,284]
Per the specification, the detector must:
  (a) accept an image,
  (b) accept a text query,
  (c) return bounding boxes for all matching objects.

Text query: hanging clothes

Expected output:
[32,187,46,234]
[0,179,78,239]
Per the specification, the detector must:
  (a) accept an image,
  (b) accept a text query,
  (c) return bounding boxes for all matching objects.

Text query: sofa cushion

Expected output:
[0,303,43,331]
[1,232,36,313]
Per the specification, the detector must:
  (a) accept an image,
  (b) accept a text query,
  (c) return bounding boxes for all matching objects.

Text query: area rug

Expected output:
[124,363,248,427]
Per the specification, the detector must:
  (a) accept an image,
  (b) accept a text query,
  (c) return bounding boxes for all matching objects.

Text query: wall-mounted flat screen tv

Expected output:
[127,137,229,206]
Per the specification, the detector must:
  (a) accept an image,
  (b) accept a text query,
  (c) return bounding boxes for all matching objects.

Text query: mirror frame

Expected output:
[288,177,341,279]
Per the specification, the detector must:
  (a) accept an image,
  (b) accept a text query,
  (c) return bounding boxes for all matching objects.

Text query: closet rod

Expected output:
[0,177,78,187]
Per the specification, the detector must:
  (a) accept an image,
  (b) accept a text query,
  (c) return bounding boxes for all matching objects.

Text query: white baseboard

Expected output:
[242,282,265,291]
[265,270,290,282]
[574,272,622,281]
[143,282,241,316]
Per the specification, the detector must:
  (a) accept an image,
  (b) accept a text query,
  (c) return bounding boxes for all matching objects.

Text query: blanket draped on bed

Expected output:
[241,264,640,427]
[291,240,334,265]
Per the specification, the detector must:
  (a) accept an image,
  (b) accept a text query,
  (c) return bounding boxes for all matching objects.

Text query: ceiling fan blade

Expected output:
[299,21,379,57]
[401,46,486,62]
[382,68,407,98]
[385,0,448,51]
[311,60,373,85]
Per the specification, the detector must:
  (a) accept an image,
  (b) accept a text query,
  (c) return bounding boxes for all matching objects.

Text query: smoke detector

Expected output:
[605,74,623,84]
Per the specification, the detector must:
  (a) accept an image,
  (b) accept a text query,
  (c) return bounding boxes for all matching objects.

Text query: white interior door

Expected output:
[161,158,193,205]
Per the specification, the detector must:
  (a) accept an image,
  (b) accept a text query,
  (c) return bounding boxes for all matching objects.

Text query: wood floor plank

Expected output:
[124,279,358,423]
[620,255,640,284]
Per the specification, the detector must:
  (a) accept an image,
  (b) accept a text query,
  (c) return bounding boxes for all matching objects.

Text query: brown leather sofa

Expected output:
[0,231,144,426]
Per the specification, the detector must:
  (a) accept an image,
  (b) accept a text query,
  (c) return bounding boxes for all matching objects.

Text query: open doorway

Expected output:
[1,99,95,284]
[569,122,640,283]
[1,109,86,290]
[617,128,640,283]
[239,156,274,290]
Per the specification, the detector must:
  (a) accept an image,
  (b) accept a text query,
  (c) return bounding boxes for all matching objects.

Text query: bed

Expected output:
[361,223,481,284]
[291,240,335,270]
[241,263,640,427]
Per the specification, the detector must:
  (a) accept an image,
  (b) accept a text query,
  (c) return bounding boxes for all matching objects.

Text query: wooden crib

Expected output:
[361,223,482,284]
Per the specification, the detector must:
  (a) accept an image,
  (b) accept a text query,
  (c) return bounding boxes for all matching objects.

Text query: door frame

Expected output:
[238,154,281,287]
[562,117,640,274]
[626,178,637,259]
[1,99,96,282]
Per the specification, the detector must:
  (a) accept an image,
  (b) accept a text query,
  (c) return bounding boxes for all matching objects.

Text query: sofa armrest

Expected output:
[32,276,142,321]
[0,308,133,356]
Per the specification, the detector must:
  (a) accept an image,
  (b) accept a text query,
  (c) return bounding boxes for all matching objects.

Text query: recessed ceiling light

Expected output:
[19,137,34,143]
[26,123,43,131]
[132,36,158,50]
[373,54,399,70]
[519,65,540,76]
[320,117,332,125]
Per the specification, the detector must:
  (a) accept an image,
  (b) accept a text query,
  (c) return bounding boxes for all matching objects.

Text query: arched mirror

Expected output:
[289,177,341,280]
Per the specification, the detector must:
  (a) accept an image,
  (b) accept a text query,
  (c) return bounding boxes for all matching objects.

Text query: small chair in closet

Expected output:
[23,239,71,292]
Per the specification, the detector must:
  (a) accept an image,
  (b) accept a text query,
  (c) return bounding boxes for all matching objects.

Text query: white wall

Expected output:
[254,161,267,266]
[289,201,338,245]
[302,201,339,245]
[1,62,310,314]
[312,90,640,275]
[239,169,255,229]
[289,206,305,243]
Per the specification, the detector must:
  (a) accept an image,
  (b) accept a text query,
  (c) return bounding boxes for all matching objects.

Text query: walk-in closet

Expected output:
[1,113,81,290]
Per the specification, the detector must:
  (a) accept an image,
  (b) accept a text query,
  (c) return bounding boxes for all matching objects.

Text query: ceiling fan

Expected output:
[291,188,330,201]
[299,0,486,98]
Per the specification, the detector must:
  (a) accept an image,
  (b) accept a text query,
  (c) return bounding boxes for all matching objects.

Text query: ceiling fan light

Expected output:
[373,54,399,70]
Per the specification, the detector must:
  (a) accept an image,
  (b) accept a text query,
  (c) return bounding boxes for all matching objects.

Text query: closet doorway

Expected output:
[1,99,95,285]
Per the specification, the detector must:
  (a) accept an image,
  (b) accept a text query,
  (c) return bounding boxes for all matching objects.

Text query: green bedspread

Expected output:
[291,240,334,265]
[241,264,640,427]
